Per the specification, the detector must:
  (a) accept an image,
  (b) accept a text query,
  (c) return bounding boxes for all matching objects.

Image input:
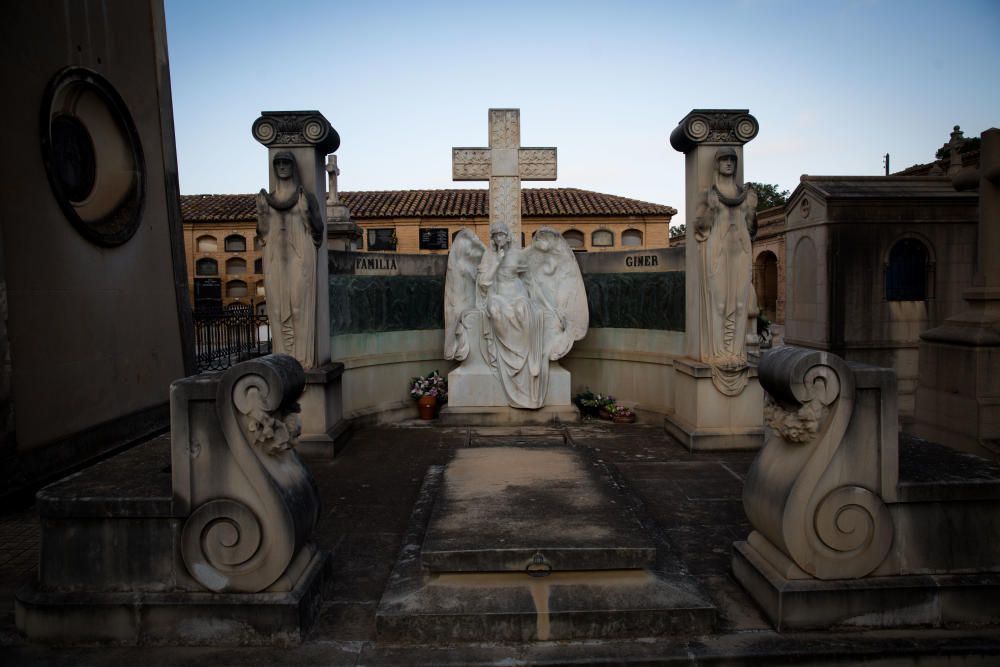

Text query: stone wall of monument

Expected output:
[328,248,687,421]
[0,0,190,497]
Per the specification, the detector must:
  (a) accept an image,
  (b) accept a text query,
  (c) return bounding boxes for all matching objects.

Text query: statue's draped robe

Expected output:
[696,184,755,395]
[259,192,318,369]
[477,246,548,409]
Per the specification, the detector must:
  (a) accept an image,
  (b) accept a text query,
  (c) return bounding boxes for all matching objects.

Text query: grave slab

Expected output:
[376,441,717,641]
[422,446,655,572]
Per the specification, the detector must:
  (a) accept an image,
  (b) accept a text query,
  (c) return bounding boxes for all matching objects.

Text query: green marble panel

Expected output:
[330,275,445,334]
[583,272,685,331]
[329,271,685,334]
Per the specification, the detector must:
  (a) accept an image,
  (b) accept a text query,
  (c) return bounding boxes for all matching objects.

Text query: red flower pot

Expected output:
[417,394,438,420]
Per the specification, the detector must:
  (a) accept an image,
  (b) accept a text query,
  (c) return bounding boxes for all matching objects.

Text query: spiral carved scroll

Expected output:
[747,346,893,580]
[180,354,318,593]
[181,499,263,592]
[812,485,893,578]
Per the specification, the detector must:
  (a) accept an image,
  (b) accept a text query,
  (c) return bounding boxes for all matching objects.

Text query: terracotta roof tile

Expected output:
[181,188,675,222]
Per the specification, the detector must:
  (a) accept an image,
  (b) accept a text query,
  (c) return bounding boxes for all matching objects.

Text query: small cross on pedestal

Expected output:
[452,109,557,246]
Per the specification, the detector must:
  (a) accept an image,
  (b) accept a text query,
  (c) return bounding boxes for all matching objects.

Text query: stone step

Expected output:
[377,569,716,642]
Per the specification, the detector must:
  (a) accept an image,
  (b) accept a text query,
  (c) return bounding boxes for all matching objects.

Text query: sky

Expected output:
[164,0,1000,226]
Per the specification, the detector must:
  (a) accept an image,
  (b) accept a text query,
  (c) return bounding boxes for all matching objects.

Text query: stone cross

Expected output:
[326,155,341,205]
[452,108,557,246]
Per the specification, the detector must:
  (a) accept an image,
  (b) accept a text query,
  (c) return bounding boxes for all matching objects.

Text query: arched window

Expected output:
[886,238,929,301]
[622,229,643,247]
[254,258,263,273]
[592,230,614,247]
[563,229,585,249]
[255,301,267,316]
[255,282,265,297]
[195,258,218,276]
[224,234,246,252]
[226,257,247,275]
[226,280,248,298]
[253,236,263,251]
[196,235,218,252]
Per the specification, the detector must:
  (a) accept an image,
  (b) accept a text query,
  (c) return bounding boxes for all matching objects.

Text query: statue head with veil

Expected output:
[443,224,588,409]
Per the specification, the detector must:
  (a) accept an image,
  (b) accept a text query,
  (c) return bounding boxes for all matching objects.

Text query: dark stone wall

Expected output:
[330,275,446,334]
[583,272,684,330]
[329,251,685,335]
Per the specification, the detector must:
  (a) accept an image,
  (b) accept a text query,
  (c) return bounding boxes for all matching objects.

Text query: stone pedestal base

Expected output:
[732,538,1000,631]
[913,320,1000,460]
[16,548,328,646]
[439,404,580,426]
[298,362,350,457]
[448,362,571,408]
[664,358,764,451]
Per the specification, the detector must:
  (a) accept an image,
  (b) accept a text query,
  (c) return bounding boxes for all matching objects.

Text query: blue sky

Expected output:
[165,0,1000,226]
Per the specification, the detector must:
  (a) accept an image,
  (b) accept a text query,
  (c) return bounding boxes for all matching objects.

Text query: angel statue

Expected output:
[444,224,588,409]
[256,151,324,369]
[692,146,758,396]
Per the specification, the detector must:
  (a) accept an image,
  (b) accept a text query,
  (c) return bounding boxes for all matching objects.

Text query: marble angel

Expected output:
[443,224,588,409]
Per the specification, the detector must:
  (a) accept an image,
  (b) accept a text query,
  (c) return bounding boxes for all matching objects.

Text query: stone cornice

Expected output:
[670,109,759,153]
[252,110,340,154]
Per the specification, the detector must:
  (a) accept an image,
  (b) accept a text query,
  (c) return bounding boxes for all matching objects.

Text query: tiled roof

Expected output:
[799,176,978,199]
[180,188,676,222]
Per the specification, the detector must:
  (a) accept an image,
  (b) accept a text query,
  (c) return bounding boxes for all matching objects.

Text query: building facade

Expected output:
[181,188,676,311]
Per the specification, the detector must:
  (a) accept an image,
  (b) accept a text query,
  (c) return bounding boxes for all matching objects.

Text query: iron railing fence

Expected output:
[193,304,271,372]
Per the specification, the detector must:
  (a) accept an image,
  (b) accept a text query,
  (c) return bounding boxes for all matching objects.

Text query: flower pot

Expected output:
[417,395,438,420]
[613,413,636,424]
[598,408,612,420]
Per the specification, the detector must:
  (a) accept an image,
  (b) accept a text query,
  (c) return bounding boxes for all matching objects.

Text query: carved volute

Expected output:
[744,346,894,580]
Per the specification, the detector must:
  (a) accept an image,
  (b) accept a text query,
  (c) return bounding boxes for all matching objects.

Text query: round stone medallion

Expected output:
[40,67,145,246]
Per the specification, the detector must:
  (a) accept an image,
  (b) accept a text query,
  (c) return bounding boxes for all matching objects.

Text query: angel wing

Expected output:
[524,227,589,360]
[443,228,486,360]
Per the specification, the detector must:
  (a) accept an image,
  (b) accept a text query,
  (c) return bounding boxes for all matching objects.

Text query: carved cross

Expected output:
[325,155,341,204]
[452,109,557,246]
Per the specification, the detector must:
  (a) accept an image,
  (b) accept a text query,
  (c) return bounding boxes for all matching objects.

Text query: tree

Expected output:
[746,182,790,211]
[669,223,686,239]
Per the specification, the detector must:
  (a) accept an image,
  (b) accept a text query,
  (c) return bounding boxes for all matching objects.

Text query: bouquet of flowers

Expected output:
[611,404,636,423]
[409,370,448,402]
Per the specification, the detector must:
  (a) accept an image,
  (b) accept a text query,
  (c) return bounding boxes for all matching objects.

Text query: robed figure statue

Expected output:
[256,152,324,369]
[693,146,758,396]
[444,224,588,409]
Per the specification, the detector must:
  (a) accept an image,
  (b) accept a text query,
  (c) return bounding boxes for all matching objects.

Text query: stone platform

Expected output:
[11,434,327,646]
[376,440,716,641]
[3,424,1000,664]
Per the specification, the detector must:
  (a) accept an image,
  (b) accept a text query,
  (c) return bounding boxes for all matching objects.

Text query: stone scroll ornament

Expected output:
[743,347,893,580]
[693,146,759,396]
[181,355,320,593]
[256,153,324,369]
[444,225,588,409]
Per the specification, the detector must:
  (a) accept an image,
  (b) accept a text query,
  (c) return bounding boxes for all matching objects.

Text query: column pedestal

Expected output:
[664,358,764,451]
[298,362,350,457]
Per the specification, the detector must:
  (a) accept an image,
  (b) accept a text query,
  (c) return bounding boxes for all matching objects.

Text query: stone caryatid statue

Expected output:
[444,224,587,409]
[693,147,758,395]
[256,152,324,369]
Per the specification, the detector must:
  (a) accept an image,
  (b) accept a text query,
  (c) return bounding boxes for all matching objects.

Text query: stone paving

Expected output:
[1,421,999,665]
